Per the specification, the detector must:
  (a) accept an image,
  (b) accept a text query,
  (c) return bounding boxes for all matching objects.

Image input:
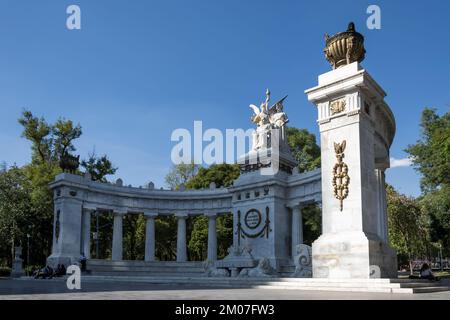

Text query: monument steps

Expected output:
[86,259,206,277]
[81,275,450,294]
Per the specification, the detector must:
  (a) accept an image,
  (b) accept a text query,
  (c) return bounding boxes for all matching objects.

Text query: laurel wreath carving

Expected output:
[332,140,350,211]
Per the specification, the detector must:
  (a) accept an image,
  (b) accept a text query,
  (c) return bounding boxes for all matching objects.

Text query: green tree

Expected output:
[405,107,450,256]
[165,162,198,190]
[186,164,240,189]
[387,185,429,274]
[419,186,450,257]
[406,108,450,192]
[155,216,178,261]
[0,110,117,268]
[123,214,145,260]
[81,150,118,182]
[52,118,82,159]
[0,165,32,266]
[302,204,322,246]
[286,127,321,173]
[186,164,239,261]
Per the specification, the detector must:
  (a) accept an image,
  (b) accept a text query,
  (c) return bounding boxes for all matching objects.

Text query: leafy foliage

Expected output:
[90,211,113,259]
[155,216,178,261]
[405,107,450,257]
[186,164,240,189]
[419,185,450,256]
[301,204,322,246]
[387,185,429,272]
[81,150,118,182]
[0,166,32,266]
[165,162,198,190]
[286,127,321,173]
[0,110,117,268]
[406,108,450,192]
[123,214,145,260]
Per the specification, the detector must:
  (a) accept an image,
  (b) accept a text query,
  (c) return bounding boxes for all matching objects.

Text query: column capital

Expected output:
[175,212,189,219]
[286,203,303,210]
[204,212,218,219]
[113,209,127,217]
[144,211,158,219]
[83,206,96,213]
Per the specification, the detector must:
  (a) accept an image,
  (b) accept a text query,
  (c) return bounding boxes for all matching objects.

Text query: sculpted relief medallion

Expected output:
[244,209,262,229]
[237,207,272,244]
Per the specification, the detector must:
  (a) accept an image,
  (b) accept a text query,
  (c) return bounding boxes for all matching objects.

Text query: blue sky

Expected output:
[0,0,448,196]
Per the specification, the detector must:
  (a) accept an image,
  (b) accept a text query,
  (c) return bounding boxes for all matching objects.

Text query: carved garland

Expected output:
[332,140,350,211]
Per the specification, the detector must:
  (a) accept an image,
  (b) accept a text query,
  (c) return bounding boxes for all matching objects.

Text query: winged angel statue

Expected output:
[249,89,288,151]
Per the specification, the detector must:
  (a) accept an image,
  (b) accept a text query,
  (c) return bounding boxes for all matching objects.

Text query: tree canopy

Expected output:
[0,111,117,269]
[286,127,321,173]
[405,107,450,257]
[406,108,450,192]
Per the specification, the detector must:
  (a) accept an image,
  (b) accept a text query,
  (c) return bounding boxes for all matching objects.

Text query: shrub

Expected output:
[0,267,11,277]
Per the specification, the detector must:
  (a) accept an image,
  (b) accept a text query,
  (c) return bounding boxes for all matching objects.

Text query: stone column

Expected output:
[375,168,389,243]
[380,170,389,243]
[144,212,158,262]
[206,213,217,262]
[112,210,126,261]
[82,208,94,259]
[291,205,304,257]
[176,213,188,262]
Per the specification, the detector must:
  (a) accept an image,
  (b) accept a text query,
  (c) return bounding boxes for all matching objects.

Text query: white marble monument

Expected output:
[305,23,397,279]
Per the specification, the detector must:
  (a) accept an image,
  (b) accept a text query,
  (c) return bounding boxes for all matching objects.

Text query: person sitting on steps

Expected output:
[79,252,87,272]
[420,263,440,281]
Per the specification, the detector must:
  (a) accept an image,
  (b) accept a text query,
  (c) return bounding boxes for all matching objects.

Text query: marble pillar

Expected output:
[379,170,388,243]
[291,205,304,257]
[112,210,126,261]
[176,213,188,262]
[82,208,93,259]
[144,212,158,262]
[206,213,218,262]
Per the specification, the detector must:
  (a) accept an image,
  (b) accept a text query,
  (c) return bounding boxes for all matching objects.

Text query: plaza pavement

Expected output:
[0,278,450,300]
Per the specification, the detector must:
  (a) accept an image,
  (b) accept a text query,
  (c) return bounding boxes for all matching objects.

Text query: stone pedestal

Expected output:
[47,191,83,268]
[305,62,397,279]
[231,146,298,270]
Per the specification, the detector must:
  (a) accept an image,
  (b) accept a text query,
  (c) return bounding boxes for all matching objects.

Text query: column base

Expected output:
[312,231,397,279]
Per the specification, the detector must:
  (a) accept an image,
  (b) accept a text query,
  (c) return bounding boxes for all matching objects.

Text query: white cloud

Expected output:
[390,157,412,168]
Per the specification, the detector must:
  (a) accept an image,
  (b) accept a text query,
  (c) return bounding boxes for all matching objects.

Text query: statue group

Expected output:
[249,89,289,151]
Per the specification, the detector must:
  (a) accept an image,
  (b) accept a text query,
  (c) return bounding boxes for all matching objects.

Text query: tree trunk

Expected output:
[408,252,414,275]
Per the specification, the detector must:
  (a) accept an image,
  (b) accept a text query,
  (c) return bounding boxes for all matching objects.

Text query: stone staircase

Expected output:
[86,259,206,277]
[82,274,450,294]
